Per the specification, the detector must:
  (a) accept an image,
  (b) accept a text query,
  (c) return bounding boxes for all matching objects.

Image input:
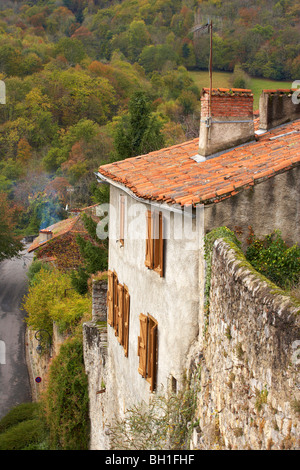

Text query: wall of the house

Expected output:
[204,166,300,249]
[105,185,202,422]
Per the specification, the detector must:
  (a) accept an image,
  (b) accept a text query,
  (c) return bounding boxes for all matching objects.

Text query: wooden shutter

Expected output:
[145,210,154,268]
[123,285,130,357]
[154,212,164,277]
[107,270,114,326]
[148,322,158,393]
[138,313,148,377]
[119,195,125,246]
[113,271,118,335]
[117,284,124,345]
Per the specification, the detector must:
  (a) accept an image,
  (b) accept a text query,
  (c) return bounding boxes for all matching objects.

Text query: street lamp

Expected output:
[35,329,52,357]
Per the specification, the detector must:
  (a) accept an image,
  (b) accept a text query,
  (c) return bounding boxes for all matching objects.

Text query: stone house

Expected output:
[28,204,100,270]
[95,88,300,439]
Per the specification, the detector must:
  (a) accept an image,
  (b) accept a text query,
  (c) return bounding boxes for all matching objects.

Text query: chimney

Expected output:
[198,88,255,158]
[259,89,300,131]
[39,229,53,243]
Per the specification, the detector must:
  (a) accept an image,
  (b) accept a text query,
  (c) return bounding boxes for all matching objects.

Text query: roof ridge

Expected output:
[111,138,199,163]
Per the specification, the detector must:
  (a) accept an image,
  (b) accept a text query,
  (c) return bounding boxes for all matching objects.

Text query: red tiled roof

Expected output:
[28,204,101,253]
[98,119,300,207]
[27,217,83,253]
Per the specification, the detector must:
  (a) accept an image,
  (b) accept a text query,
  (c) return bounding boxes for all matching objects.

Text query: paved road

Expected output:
[0,247,33,420]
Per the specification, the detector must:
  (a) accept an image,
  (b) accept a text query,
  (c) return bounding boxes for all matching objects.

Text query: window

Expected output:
[170,376,177,394]
[119,194,125,246]
[107,270,130,357]
[145,210,164,277]
[137,313,158,392]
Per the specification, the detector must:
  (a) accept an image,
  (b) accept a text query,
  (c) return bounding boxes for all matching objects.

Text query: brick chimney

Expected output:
[259,89,300,131]
[198,88,255,158]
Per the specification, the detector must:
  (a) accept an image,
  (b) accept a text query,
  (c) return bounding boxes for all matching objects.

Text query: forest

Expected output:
[0,0,300,243]
[0,0,300,450]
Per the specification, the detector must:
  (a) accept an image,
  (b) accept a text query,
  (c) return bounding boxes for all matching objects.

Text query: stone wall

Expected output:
[92,278,108,321]
[191,238,300,450]
[26,323,66,401]
[82,278,109,450]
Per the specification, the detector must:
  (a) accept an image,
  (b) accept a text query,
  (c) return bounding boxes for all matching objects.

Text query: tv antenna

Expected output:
[190,19,213,119]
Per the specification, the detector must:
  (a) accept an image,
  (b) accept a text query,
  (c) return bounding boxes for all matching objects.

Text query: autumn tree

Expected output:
[0,192,23,261]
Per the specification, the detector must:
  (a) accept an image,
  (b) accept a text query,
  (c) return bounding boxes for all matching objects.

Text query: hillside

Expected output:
[0,0,299,235]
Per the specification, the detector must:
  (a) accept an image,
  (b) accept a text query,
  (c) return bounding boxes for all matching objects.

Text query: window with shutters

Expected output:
[107,270,130,357]
[145,210,164,277]
[119,194,125,246]
[137,313,158,392]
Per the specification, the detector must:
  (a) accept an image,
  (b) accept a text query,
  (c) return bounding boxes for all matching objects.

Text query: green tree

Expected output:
[54,37,85,66]
[71,213,108,294]
[114,91,165,159]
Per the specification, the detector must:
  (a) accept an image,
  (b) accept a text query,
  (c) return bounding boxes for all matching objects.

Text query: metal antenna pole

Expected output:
[208,19,213,140]
[209,20,213,121]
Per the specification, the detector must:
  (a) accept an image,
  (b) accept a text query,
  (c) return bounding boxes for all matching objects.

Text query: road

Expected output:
[0,247,33,420]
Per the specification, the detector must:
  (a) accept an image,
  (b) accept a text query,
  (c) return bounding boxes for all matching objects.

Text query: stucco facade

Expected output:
[104,185,204,418]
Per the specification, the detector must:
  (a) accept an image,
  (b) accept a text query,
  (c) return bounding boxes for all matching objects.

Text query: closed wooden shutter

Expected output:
[117,284,124,345]
[154,212,164,277]
[148,322,158,393]
[138,313,148,377]
[113,271,118,335]
[123,285,130,357]
[145,210,154,268]
[107,270,114,326]
[119,195,125,246]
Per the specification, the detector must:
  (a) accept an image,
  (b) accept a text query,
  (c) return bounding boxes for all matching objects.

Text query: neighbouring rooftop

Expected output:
[28,204,100,253]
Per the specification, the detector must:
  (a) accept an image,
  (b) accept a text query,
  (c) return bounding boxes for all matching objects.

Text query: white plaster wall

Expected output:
[105,186,202,419]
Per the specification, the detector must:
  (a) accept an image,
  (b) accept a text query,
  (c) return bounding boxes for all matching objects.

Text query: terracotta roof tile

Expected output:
[98,120,300,207]
[27,205,100,253]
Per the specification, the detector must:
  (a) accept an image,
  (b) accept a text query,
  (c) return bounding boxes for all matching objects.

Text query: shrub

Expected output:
[0,418,46,450]
[0,402,48,450]
[246,229,300,289]
[43,336,90,450]
[23,268,92,335]
[109,372,200,450]
[27,259,52,285]
[0,402,40,433]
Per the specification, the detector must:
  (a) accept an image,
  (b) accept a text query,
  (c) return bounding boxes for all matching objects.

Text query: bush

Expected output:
[0,402,40,434]
[0,402,48,450]
[23,268,92,334]
[43,336,90,450]
[27,259,52,285]
[246,229,300,290]
[109,372,200,450]
[0,419,46,450]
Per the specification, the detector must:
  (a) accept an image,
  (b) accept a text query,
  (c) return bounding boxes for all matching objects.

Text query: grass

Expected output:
[189,70,293,109]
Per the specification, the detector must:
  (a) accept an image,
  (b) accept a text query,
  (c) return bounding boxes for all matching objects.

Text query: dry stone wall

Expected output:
[83,278,109,450]
[191,238,300,450]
